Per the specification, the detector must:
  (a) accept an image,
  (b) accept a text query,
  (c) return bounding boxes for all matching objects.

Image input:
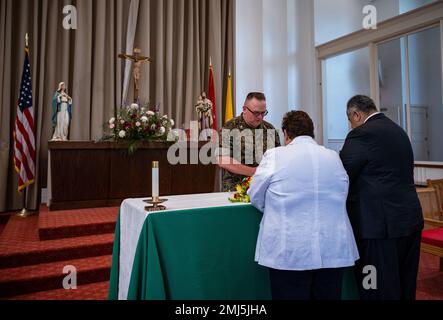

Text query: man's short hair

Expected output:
[246,92,266,102]
[347,95,378,114]
[282,111,315,139]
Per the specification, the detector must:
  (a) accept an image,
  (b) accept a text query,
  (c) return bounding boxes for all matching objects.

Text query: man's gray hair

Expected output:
[347,95,378,115]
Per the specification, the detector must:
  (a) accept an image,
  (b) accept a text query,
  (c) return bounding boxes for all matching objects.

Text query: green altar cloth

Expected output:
[109,204,359,300]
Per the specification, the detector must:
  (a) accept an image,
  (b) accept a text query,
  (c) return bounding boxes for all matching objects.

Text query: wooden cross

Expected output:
[119,47,152,103]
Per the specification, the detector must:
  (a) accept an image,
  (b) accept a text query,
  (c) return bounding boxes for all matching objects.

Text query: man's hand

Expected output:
[217,156,257,177]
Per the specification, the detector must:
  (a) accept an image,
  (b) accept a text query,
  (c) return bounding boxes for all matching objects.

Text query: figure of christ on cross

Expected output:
[119,47,152,102]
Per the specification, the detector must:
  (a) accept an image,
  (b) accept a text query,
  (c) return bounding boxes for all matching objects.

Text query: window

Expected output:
[322,47,371,152]
[378,26,443,161]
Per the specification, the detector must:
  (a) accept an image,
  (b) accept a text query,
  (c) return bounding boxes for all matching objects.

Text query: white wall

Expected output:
[235,0,264,109]
[315,0,373,148]
[373,0,400,23]
[400,0,437,13]
[262,0,290,129]
[314,0,431,46]
[314,0,399,46]
[235,0,318,140]
[314,0,364,46]
[289,0,318,137]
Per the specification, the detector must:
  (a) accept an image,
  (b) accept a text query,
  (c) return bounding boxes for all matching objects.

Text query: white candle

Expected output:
[152,161,159,200]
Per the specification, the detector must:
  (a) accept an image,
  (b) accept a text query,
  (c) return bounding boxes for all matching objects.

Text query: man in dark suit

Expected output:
[340,95,424,300]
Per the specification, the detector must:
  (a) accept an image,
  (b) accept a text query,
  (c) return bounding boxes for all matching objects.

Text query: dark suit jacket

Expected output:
[340,113,423,239]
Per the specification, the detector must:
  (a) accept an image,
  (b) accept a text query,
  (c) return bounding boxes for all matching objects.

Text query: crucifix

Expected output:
[119,47,152,103]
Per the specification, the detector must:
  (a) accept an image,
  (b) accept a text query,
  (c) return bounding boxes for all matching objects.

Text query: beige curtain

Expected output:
[0,0,131,211]
[129,0,234,130]
[0,0,234,212]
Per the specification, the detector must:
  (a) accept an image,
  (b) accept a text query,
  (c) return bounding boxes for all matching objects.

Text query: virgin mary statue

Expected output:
[51,82,72,141]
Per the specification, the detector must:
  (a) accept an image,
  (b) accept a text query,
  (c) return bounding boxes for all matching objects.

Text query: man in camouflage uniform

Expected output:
[217,92,281,191]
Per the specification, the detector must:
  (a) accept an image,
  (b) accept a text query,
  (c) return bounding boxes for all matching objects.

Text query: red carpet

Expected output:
[0,206,442,300]
[8,281,110,300]
[0,206,118,299]
[38,206,117,240]
[417,253,443,300]
[0,215,115,269]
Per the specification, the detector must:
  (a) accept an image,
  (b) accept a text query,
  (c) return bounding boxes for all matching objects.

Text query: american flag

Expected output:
[13,47,36,192]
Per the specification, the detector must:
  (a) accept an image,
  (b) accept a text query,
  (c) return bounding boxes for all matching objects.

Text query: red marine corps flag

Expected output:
[208,58,217,131]
[13,34,36,199]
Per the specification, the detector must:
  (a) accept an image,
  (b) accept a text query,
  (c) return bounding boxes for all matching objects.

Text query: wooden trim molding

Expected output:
[48,140,208,150]
[421,243,443,257]
[415,162,443,169]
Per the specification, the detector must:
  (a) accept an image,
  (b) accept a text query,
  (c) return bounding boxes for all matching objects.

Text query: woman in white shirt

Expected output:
[247,111,359,300]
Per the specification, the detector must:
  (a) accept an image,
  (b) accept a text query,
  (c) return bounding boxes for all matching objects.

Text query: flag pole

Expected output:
[17,187,31,218]
[17,33,33,218]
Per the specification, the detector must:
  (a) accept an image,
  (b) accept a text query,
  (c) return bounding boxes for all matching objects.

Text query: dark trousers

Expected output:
[269,267,345,300]
[354,231,421,300]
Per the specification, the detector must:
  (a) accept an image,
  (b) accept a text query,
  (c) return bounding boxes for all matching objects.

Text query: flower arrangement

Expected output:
[106,103,175,154]
[228,177,252,203]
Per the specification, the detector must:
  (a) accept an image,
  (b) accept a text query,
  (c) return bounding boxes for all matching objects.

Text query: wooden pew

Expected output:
[417,187,443,271]
[427,179,443,211]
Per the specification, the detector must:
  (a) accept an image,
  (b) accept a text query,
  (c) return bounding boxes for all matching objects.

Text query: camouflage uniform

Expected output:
[219,114,281,191]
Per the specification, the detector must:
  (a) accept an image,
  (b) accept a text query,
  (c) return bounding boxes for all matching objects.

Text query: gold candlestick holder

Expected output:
[144,196,168,212]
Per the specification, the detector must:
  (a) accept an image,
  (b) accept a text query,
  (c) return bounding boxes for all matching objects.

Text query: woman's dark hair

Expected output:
[282,111,315,139]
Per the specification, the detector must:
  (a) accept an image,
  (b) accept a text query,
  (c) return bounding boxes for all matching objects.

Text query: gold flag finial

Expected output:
[25,33,29,47]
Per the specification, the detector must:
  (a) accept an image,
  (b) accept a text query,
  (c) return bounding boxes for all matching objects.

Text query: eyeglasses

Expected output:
[245,106,268,118]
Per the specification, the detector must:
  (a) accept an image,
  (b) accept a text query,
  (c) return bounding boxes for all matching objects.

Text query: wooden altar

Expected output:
[47,141,217,211]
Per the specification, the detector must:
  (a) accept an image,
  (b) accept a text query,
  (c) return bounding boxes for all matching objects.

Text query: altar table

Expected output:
[108,193,359,300]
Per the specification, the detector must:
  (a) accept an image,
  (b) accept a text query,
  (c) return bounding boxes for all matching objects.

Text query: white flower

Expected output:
[120,119,125,125]
[167,130,179,142]
[162,115,168,119]
[135,121,141,127]
[170,119,175,126]
[109,124,115,129]
[141,116,148,123]
[147,111,155,116]
[118,130,126,138]
[130,103,139,110]
[141,107,146,112]
[159,126,166,135]
[151,124,157,131]
[109,117,115,124]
